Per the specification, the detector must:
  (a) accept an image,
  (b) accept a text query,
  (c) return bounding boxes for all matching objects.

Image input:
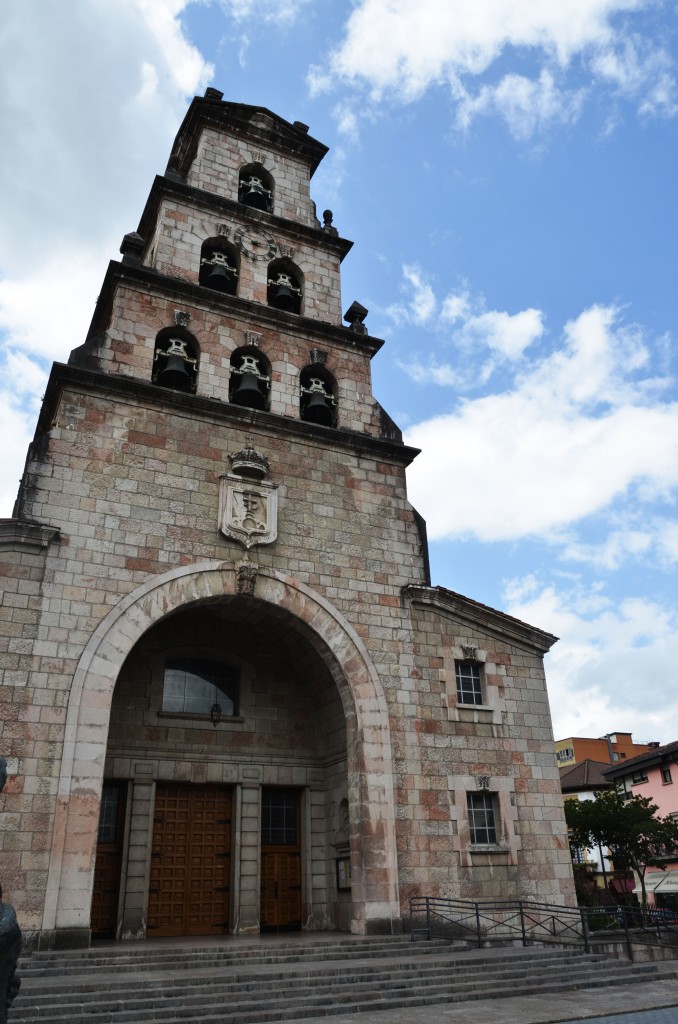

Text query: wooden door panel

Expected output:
[148,783,231,937]
[260,789,302,931]
[91,782,126,938]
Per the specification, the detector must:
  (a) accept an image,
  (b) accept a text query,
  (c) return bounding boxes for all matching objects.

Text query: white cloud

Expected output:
[0,248,104,361]
[592,35,678,117]
[504,575,678,743]
[309,0,667,134]
[0,1,213,273]
[455,70,585,138]
[399,280,544,386]
[387,265,437,325]
[405,304,678,544]
[217,0,310,23]
[461,308,544,359]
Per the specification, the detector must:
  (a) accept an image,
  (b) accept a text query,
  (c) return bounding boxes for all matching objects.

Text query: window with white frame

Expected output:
[555,747,574,762]
[455,661,483,705]
[662,766,673,785]
[631,769,648,784]
[467,791,498,845]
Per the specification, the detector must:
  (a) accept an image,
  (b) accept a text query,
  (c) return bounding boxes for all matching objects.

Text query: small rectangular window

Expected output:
[631,770,648,784]
[662,766,673,785]
[455,661,483,705]
[467,792,498,845]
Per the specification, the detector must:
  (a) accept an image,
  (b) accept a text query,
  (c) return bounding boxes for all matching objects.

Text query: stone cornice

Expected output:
[37,363,421,468]
[403,584,558,655]
[171,97,329,177]
[136,175,353,262]
[78,261,383,359]
[0,519,60,552]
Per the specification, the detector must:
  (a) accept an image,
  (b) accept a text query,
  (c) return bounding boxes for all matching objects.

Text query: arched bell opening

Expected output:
[238,163,274,213]
[267,258,303,315]
[299,364,337,428]
[199,238,240,295]
[152,327,200,394]
[228,346,271,411]
[98,594,351,939]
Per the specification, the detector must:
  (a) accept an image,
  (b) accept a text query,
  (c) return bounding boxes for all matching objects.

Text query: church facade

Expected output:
[0,89,574,950]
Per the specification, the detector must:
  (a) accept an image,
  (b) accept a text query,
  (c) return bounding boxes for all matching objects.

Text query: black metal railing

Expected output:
[410,896,678,962]
[586,905,678,958]
[410,896,590,952]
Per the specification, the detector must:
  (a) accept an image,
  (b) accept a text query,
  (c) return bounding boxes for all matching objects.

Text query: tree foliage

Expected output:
[564,789,678,909]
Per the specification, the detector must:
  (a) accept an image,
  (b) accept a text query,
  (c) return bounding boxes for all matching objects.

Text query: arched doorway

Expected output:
[96,595,349,937]
[43,563,400,946]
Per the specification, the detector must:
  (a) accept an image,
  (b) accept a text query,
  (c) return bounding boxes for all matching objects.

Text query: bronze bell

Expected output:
[240,175,271,211]
[303,390,333,426]
[157,353,193,392]
[204,261,237,294]
[231,372,266,410]
[268,273,301,314]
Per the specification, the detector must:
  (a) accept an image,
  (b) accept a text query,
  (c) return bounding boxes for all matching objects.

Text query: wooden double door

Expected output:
[147,783,232,937]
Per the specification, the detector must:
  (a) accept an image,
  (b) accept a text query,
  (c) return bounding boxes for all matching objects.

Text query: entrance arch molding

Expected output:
[44,561,400,940]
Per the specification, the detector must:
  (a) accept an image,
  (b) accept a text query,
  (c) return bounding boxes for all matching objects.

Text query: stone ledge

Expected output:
[0,520,60,553]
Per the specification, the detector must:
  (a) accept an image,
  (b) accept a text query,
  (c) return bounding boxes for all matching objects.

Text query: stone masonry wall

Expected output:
[390,597,574,909]
[186,127,318,229]
[93,280,381,434]
[145,197,344,325]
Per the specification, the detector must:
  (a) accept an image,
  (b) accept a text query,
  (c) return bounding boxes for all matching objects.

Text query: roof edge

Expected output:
[403,584,558,654]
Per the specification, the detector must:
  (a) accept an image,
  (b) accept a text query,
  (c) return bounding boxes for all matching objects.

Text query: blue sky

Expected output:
[1,0,677,743]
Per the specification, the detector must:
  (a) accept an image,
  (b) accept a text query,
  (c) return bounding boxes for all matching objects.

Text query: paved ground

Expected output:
[290,977,678,1024]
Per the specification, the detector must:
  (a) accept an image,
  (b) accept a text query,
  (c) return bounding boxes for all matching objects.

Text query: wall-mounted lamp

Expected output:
[210,703,222,727]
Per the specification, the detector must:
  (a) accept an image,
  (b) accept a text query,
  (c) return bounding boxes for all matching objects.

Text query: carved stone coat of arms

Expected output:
[219,475,278,550]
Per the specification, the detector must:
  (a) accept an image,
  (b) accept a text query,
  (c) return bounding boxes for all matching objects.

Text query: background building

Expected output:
[603,741,678,909]
[555,732,657,768]
[0,90,574,950]
[559,759,632,904]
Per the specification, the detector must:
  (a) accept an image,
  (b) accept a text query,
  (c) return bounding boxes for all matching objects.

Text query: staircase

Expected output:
[12,934,676,1024]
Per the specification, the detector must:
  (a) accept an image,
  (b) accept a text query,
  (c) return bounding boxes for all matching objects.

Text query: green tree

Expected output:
[565,790,678,912]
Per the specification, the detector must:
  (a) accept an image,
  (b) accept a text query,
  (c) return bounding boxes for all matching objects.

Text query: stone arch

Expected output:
[44,561,399,942]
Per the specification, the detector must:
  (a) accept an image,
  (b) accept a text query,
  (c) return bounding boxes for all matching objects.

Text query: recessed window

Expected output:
[556,747,574,762]
[662,766,673,785]
[631,770,648,784]
[467,792,498,845]
[238,163,274,212]
[299,364,337,427]
[229,347,271,410]
[267,258,303,314]
[162,657,239,716]
[455,661,483,706]
[261,789,298,846]
[199,238,239,294]
[152,330,199,393]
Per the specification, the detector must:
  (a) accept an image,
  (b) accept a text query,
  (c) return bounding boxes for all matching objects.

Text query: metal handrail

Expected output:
[410,896,590,952]
[410,895,678,961]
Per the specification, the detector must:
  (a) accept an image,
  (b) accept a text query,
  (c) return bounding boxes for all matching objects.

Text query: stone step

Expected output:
[17,942,587,983]
[14,950,621,1004]
[12,965,669,1024]
[13,944,672,1024]
[19,939,460,978]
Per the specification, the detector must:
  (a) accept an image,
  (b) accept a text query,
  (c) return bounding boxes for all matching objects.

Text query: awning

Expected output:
[633,870,678,894]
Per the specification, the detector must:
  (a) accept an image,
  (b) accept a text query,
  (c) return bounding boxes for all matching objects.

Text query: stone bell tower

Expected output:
[1,89,573,950]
